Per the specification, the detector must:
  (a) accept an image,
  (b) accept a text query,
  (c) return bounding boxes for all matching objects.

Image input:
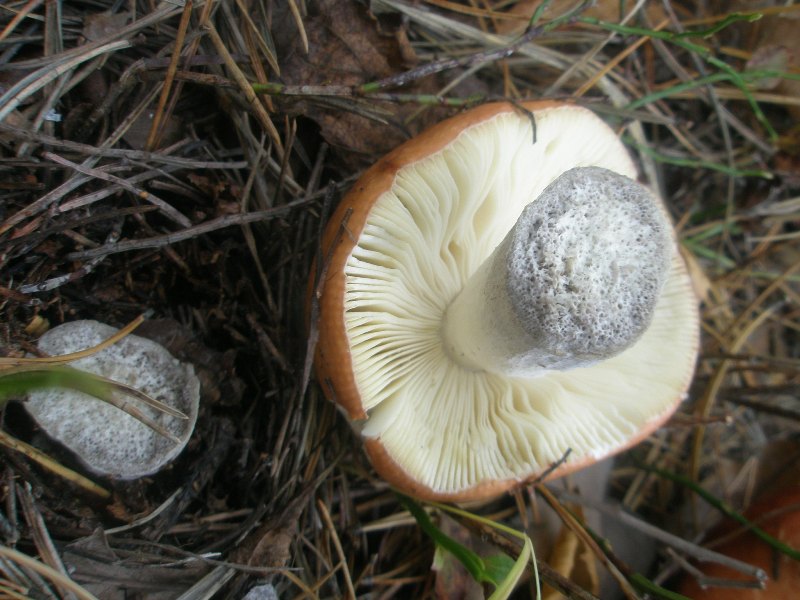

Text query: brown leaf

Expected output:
[751,13,800,118]
[496,0,668,35]
[122,111,183,151]
[747,45,790,91]
[432,516,484,600]
[230,493,307,569]
[676,482,800,600]
[275,0,434,162]
[82,11,132,43]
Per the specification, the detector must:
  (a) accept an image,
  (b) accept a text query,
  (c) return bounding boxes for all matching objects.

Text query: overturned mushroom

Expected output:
[313,101,699,501]
[25,320,200,479]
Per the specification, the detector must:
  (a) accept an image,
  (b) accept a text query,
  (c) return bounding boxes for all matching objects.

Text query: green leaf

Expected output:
[400,494,540,599]
[488,536,533,600]
[483,553,516,585]
[430,500,541,599]
[0,365,186,442]
[643,465,800,562]
[0,365,111,402]
[398,494,494,585]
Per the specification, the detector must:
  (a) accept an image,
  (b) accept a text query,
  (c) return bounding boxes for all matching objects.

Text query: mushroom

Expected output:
[25,320,200,479]
[313,101,699,501]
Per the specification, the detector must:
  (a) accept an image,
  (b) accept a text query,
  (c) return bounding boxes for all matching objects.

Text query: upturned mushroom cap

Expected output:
[313,101,699,501]
[25,320,200,479]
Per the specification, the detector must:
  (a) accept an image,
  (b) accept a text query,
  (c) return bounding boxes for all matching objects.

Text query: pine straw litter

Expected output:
[0,0,799,598]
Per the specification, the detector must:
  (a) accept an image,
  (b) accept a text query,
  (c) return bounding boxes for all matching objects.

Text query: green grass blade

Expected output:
[674,12,762,39]
[0,365,110,402]
[0,365,184,442]
[398,494,492,585]
[488,533,534,600]
[430,500,541,599]
[580,14,778,139]
[400,494,535,598]
[628,142,772,179]
[642,465,800,561]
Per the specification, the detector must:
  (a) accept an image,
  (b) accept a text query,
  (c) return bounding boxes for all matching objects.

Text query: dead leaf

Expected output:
[82,11,132,42]
[273,0,438,162]
[681,245,713,306]
[750,13,800,118]
[676,482,800,600]
[230,492,308,569]
[122,111,183,151]
[496,0,668,35]
[747,44,790,90]
[431,515,484,600]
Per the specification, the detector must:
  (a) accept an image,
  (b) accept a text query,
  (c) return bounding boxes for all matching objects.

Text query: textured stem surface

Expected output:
[442,167,673,377]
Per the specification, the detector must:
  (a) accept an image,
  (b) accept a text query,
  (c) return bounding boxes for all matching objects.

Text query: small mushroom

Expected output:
[313,101,699,501]
[25,320,200,479]
[677,486,800,599]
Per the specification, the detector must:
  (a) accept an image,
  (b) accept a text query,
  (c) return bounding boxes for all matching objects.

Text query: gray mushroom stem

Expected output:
[442,166,674,377]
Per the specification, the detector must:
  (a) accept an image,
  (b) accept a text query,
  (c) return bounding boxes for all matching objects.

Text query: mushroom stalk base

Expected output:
[442,234,567,377]
[441,166,673,378]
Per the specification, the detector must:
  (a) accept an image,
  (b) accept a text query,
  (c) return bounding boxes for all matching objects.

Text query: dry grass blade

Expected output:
[99,378,188,420]
[234,0,280,75]
[537,486,641,600]
[1,366,186,442]
[106,399,183,445]
[42,152,191,227]
[17,482,76,600]
[0,122,249,167]
[0,315,145,367]
[0,430,110,498]
[146,0,194,152]
[0,40,131,121]
[64,196,314,261]
[287,0,309,54]
[202,20,283,154]
[0,546,99,600]
[317,499,356,599]
[1,0,798,597]
[0,0,44,43]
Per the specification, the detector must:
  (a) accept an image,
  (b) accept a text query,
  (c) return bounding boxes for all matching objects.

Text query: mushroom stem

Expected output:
[441,167,674,377]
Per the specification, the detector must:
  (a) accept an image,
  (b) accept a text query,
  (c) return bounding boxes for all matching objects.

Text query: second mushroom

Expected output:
[313,101,699,501]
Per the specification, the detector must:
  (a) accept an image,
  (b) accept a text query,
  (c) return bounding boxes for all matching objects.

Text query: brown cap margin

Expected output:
[365,395,681,503]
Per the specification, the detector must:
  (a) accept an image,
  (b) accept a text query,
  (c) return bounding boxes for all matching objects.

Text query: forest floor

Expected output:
[1,1,799,598]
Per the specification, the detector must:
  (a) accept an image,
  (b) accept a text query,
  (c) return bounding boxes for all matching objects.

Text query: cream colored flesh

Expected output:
[442,166,673,376]
[342,106,697,496]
